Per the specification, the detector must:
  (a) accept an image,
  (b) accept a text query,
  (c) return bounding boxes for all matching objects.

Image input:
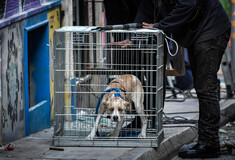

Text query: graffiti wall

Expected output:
[0,1,61,143]
[0,0,58,20]
[0,23,25,143]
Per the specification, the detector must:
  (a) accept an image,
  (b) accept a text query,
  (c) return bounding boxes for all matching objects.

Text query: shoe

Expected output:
[178,142,221,158]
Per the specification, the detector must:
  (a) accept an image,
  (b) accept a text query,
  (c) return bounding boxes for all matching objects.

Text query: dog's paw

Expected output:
[106,133,112,137]
[138,133,146,138]
[86,134,94,140]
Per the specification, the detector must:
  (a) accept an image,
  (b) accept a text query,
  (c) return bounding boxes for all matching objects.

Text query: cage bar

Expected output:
[53,26,164,147]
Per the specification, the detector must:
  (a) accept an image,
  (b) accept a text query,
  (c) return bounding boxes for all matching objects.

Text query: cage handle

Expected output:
[93,23,143,31]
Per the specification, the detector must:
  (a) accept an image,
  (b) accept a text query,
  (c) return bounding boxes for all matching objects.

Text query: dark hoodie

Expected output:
[134,0,231,47]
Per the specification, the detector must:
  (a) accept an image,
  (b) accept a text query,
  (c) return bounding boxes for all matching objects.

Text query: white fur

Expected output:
[86,74,147,140]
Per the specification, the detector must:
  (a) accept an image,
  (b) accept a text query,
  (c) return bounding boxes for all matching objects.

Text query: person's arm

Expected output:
[154,0,197,33]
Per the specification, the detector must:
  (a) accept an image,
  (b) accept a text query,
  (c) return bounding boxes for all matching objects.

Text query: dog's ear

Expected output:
[124,101,131,113]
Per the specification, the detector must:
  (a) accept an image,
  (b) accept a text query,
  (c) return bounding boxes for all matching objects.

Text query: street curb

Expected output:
[119,99,235,160]
[116,126,198,160]
[155,126,198,160]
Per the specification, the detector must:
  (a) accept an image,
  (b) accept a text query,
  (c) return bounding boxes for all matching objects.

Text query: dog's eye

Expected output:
[118,108,123,112]
[109,108,114,112]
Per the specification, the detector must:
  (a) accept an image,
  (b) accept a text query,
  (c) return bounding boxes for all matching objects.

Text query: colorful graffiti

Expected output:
[5,0,20,18]
[0,0,58,20]
[23,0,41,11]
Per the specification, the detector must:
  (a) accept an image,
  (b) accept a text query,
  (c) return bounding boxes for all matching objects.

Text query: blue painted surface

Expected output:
[24,28,29,136]
[23,10,47,28]
[24,19,50,135]
[71,78,77,121]
[28,100,49,133]
[0,0,61,29]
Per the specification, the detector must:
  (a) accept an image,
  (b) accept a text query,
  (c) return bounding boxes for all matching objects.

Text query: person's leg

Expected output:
[179,29,230,158]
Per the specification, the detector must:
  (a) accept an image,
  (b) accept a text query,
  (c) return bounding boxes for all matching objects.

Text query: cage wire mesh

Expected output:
[53,26,164,147]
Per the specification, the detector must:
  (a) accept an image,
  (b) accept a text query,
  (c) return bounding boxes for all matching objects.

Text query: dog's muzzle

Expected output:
[113,116,119,122]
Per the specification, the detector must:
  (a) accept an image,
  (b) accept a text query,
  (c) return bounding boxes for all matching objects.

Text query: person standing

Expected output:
[134,0,231,158]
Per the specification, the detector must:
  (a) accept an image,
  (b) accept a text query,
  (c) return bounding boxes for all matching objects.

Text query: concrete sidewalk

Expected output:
[0,97,234,160]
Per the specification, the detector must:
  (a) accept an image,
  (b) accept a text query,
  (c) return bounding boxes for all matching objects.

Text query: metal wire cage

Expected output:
[53,26,164,147]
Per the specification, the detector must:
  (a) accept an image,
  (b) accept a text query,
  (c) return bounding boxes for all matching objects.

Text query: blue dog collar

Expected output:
[95,88,124,119]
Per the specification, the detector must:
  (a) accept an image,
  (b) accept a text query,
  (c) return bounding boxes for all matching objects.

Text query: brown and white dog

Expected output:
[86,74,148,139]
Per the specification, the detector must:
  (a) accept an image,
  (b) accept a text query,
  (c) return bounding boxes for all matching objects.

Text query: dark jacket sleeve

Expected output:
[104,0,129,25]
[154,0,197,33]
[134,0,155,24]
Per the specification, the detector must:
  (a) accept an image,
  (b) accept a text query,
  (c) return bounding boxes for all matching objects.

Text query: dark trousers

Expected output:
[187,29,231,147]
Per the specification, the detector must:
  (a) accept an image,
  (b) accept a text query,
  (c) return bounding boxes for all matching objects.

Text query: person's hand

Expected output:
[142,22,159,36]
[142,22,156,28]
[110,39,132,48]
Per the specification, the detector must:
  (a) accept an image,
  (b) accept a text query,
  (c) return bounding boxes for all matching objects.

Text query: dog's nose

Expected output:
[113,116,118,122]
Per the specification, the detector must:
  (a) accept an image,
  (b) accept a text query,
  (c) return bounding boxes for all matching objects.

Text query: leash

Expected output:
[110,81,127,96]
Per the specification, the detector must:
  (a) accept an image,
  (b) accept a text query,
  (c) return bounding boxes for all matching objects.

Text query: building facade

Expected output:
[0,0,64,144]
